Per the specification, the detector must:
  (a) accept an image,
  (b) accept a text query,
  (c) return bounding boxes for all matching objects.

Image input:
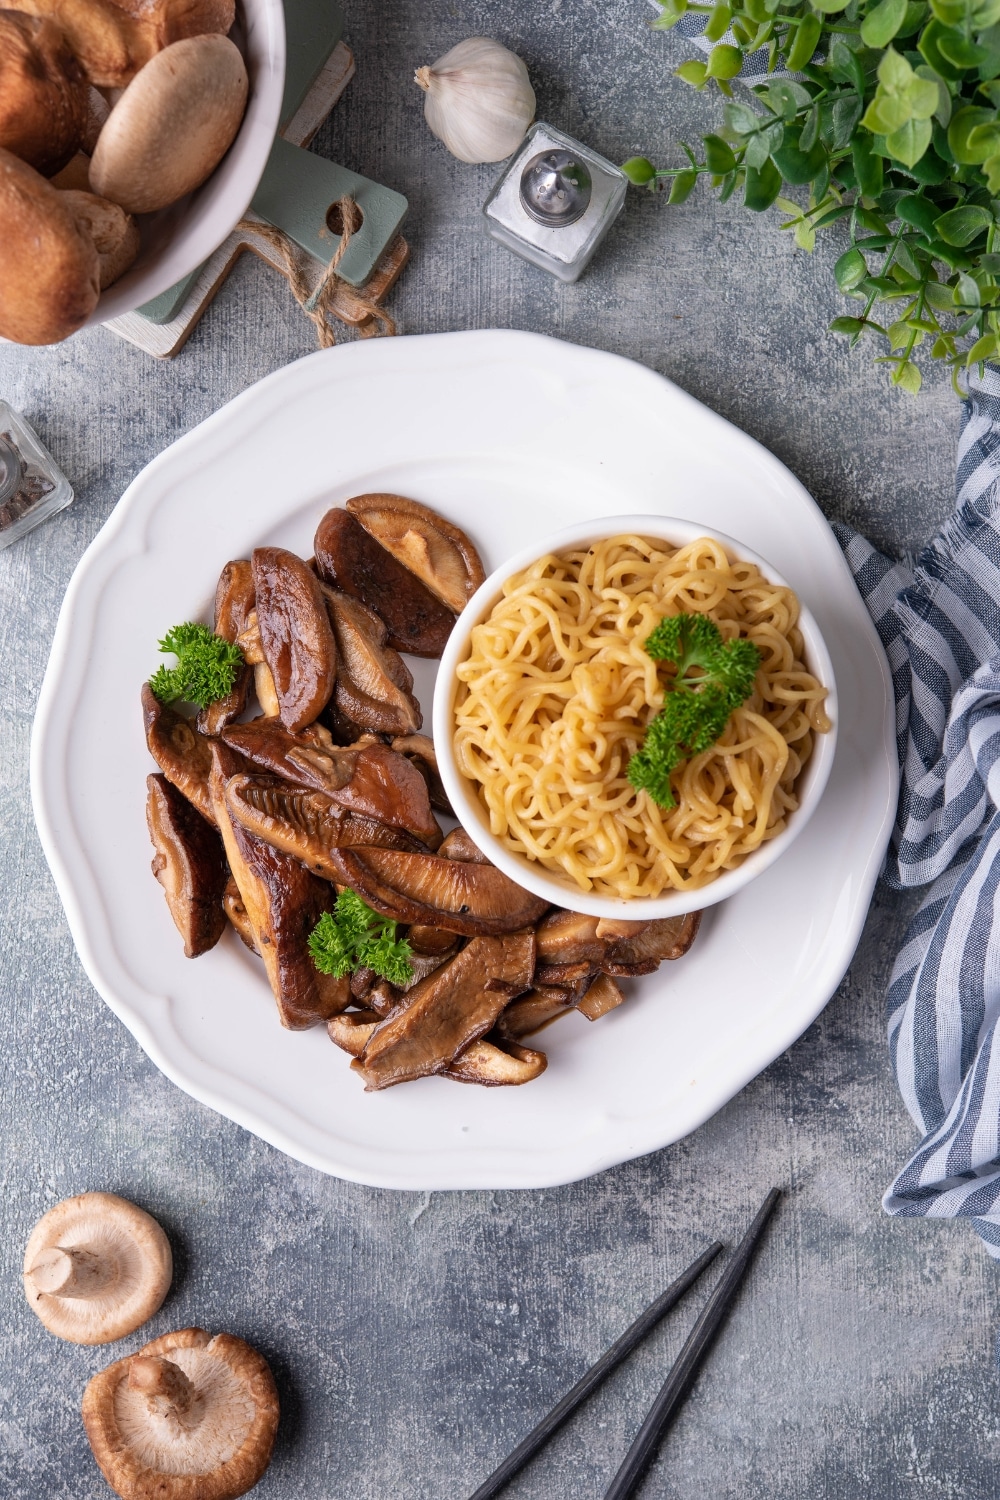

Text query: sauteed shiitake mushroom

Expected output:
[142,496,702,1090]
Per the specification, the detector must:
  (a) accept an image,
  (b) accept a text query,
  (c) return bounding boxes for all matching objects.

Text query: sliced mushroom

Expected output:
[223,876,258,953]
[600,912,702,975]
[142,682,215,825]
[323,585,422,735]
[496,985,578,1040]
[254,661,280,717]
[327,1010,381,1056]
[535,909,606,966]
[346,493,485,613]
[315,506,456,657]
[251,546,337,734]
[353,931,535,1090]
[391,733,453,814]
[60,188,139,288]
[90,34,247,211]
[82,1326,278,1500]
[235,608,264,664]
[146,773,227,958]
[576,972,626,1021]
[0,11,88,176]
[534,959,597,989]
[329,846,549,935]
[224,774,430,879]
[222,721,442,847]
[446,1038,547,1086]
[407,924,461,956]
[210,744,350,1028]
[0,146,99,345]
[23,1192,172,1344]
[17,0,236,89]
[438,826,490,864]
[197,559,255,735]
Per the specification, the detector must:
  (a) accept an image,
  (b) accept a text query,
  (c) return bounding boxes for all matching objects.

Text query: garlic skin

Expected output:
[415,37,535,164]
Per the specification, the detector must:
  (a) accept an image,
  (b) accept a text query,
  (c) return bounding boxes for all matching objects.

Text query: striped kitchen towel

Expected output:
[836,364,1000,1254]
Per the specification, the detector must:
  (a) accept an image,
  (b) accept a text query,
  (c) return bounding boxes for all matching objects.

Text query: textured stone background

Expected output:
[1,2,996,1497]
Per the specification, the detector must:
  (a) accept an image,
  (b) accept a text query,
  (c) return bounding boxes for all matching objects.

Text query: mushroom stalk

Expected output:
[27,1244,119,1298]
[129,1356,205,1428]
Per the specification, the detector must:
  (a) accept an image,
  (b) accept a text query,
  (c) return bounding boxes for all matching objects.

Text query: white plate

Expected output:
[30,331,897,1191]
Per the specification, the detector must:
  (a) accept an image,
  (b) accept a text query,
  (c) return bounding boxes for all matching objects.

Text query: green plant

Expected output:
[627,614,760,807]
[625,0,1000,391]
[308,890,413,986]
[149,622,243,710]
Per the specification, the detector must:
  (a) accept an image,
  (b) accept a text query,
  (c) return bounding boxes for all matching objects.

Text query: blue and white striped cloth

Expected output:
[837,365,1000,1254]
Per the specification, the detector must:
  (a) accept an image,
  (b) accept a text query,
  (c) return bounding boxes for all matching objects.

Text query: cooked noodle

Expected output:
[453,534,831,898]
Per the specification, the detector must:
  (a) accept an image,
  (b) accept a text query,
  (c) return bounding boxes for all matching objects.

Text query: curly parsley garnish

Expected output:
[308,890,413,987]
[149,622,244,711]
[627,614,761,809]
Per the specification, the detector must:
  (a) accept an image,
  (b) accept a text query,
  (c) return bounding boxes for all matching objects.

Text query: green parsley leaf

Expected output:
[149,622,243,711]
[308,890,413,987]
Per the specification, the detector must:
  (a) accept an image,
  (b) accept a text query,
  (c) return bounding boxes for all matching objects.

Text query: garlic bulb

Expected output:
[415,37,535,165]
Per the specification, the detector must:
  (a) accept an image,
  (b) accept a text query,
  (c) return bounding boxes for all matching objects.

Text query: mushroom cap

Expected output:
[90,34,248,214]
[83,1327,280,1500]
[23,1191,172,1344]
[0,10,89,175]
[0,147,101,344]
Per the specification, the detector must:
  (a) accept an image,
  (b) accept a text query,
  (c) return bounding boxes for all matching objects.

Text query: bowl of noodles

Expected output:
[432,516,837,919]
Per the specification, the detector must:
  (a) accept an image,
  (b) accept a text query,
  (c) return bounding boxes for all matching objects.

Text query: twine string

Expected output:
[236,195,397,347]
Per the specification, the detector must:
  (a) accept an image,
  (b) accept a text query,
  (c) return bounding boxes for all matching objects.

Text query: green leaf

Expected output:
[925,277,958,307]
[703,133,738,173]
[833,94,864,148]
[879,46,915,92]
[886,115,933,164]
[811,0,851,12]
[915,65,951,127]
[918,17,969,78]
[861,0,909,45]
[764,79,814,118]
[744,157,783,209]
[895,191,942,235]
[772,140,829,182]
[668,168,699,202]
[967,332,999,361]
[956,269,982,304]
[676,59,709,87]
[800,103,821,152]
[933,203,994,241]
[938,33,990,68]
[893,360,923,392]
[707,44,743,78]
[948,105,995,161]
[835,246,869,289]
[704,2,733,40]
[829,314,869,334]
[984,151,1000,191]
[723,101,759,135]
[853,133,885,195]
[622,156,657,185]
[785,11,823,69]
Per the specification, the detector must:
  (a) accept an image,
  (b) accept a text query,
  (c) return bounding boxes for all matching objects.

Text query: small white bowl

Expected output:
[432,515,839,919]
[84,0,285,326]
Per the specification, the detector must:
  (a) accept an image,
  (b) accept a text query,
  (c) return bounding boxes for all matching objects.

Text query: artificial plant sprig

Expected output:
[626,0,1000,392]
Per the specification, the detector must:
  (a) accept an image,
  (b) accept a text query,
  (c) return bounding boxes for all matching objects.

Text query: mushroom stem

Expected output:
[129,1356,204,1427]
[27,1245,118,1299]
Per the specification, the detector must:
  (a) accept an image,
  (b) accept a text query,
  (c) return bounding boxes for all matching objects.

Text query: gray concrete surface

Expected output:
[1,3,993,1496]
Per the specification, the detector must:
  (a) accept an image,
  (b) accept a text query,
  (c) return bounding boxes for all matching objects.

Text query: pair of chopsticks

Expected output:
[468,1187,781,1500]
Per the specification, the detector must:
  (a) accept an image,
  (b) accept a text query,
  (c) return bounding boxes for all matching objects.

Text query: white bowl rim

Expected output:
[432,513,840,919]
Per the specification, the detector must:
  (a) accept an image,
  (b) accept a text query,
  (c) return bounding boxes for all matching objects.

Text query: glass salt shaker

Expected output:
[0,402,73,551]
[483,122,628,283]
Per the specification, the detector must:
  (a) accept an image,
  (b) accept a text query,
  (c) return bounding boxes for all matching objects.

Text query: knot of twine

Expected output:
[237,195,397,348]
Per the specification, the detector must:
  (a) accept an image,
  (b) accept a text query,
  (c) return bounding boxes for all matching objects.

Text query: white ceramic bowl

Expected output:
[83,0,285,326]
[433,514,839,919]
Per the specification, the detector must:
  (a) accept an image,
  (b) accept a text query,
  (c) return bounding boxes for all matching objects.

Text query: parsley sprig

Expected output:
[149,622,243,711]
[308,890,414,987]
[627,614,761,808]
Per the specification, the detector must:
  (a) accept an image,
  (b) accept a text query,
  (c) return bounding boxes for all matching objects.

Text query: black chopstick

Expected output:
[602,1187,782,1500]
[467,1240,724,1500]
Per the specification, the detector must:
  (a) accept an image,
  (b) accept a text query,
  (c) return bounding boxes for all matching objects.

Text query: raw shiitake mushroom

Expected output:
[0,147,100,344]
[16,0,236,89]
[60,188,139,288]
[0,10,89,176]
[90,33,248,214]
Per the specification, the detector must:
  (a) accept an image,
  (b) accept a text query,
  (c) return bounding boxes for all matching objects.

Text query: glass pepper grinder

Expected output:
[0,402,73,551]
[483,122,628,283]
